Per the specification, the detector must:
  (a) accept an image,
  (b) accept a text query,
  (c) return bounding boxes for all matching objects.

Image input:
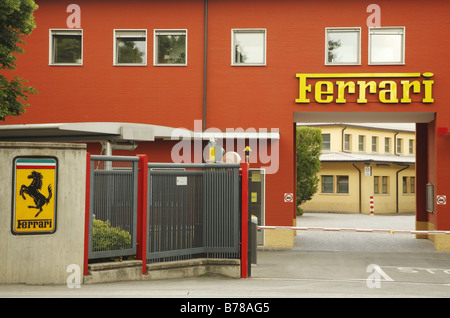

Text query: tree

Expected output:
[296,126,322,210]
[0,0,38,121]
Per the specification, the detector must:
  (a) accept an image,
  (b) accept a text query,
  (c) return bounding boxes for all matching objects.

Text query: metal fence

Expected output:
[147,163,241,263]
[88,155,139,260]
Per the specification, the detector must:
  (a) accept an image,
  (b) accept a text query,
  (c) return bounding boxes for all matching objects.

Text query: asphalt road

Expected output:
[2,213,450,301]
[252,212,450,298]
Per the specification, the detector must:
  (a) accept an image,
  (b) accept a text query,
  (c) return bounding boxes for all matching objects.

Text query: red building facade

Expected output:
[3,0,450,249]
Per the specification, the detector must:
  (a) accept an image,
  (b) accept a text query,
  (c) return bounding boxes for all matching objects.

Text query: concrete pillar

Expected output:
[0,142,87,284]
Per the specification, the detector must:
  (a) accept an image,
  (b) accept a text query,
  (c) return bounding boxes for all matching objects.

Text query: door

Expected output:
[249,169,265,245]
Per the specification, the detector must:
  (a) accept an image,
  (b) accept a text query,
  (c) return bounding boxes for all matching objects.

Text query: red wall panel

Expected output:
[4,0,450,230]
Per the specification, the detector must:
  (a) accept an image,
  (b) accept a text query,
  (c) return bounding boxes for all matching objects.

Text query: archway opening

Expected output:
[294,111,434,252]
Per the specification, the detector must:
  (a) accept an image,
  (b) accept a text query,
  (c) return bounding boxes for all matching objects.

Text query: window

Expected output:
[375,176,390,194]
[358,135,365,152]
[385,137,391,153]
[321,175,349,194]
[403,176,416,194]
[322,134,331,150]
[337,176,349,194]
[321,176,334,193]
[372,136,378,153]
[382,176,389,194]
[369,27,405,65]
[344,134,351,151]
[325,28,360,65]
[50,29,82,65]
[114,30,147,65]
[396,138,403,154]
[232,29,266,66]
[154,30,187,65]
[374,176,380,194]
[410,177,415,194]
[409,139,415,155]
[402,177,408,194]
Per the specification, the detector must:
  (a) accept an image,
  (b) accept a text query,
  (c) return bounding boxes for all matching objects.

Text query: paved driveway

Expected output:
[293,212,435,253]
[251,213,450,297]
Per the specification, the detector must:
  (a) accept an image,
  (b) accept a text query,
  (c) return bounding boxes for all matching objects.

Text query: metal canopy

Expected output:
[0,122,280,142]
[0,122,181,142]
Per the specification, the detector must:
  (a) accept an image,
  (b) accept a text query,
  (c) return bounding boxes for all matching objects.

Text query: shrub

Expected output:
[92,219,131,252]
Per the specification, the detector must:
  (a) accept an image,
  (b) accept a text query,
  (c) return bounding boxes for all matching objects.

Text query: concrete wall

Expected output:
[0,142,86,284]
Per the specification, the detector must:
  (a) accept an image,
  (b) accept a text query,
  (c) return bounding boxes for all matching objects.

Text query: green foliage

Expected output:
[0,0,38,120]
[92,219,132,252]
[296,126,322,206]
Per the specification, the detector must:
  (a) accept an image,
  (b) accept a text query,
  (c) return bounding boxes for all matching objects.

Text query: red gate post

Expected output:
[83,152,91,276]
[136,154,148,275]
[240,162,249,278]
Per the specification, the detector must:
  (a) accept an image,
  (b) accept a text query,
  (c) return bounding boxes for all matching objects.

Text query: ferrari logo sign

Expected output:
[12,157,57,235]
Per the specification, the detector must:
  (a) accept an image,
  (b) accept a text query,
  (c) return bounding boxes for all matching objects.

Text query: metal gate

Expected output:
[147,163,241,263]
[85,154,247,277]
[88,155,139,260]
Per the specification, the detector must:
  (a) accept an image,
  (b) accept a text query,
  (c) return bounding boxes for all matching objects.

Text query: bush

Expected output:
[92,218,131,252]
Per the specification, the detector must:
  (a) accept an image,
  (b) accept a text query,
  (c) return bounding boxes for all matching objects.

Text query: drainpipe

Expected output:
[396,164,410,213]
[393,131,399,155]
[202,0,208,131]
[352,163,362,213]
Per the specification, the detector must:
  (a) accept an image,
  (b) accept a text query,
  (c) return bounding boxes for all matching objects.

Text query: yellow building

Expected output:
[300,123,415,214]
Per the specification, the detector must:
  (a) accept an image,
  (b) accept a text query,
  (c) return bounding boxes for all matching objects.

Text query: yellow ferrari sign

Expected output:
[12,157,57,235]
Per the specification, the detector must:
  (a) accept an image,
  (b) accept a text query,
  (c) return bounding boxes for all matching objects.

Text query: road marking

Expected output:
[251,276,450,287]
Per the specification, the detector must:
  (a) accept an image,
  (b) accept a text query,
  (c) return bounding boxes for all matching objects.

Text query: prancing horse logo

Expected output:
[19,171,52,217]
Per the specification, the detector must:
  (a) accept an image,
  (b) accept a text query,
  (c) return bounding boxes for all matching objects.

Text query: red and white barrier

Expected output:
[370,196,374,215]
[257,225,450,235]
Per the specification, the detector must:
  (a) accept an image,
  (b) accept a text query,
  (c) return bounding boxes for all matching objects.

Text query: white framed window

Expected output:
[344,133,351,151]
[372,136,378,153]
[358,135,365,152]
[232,29,266,66]
[154,29,187,66]
[49,29,82,65]
[409,139,415,155]
[369,27,405,65]
[396,138,403,154]
[321,133,331,150]
[385,137,391,153]
[325,27,360,65]
[114,30,147,66]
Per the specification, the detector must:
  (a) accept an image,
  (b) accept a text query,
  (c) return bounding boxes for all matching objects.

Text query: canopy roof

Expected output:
[0,122,280,142]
